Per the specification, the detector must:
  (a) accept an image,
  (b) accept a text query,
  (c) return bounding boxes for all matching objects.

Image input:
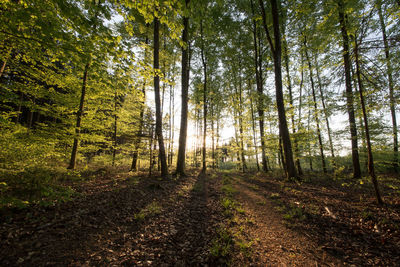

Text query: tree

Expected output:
[338,0,361,178]
[354,32,383,204]
[176,0,191,176]
[153,16,168,177]
[258,0,297,179]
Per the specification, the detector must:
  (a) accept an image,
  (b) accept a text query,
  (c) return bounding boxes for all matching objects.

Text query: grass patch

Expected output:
[134,201,162,221]
[221,184,236,196]
[283,204,306,222]
[210,227,235,258]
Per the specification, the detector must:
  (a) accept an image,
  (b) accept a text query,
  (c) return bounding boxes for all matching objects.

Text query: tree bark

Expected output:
[338,0,361,178]
[153,17,168,177]
[176,0,190,176]
[354,36,383,204]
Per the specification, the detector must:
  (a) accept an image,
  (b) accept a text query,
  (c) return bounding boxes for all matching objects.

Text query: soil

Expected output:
[1,168,399,266]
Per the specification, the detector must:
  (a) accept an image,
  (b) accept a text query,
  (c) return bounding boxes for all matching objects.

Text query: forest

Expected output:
[1,0,400,265]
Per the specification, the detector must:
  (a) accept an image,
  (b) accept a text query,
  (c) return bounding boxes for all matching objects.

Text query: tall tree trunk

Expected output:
[216,116,220,168]
[112,91,118,167]
[176,0,191,176]
[304,39,327,173]
[153,17,168,177]
[248,80,260,171]
[314,55,336,169]
[307,105,314,171]
[283,30,302,175]
[211,107,216,169]
[131,37,148,171]
[68,62,90,170]
[251,0,268,172]
[238,68,247,172]
[377,0,398,172]
[200,20,207,174]
[295,52,304,174]
[259,0,297,179]
[168,82,175,166]
[354,36,383,204]
[338,0,361,178]
[148,127,154,177]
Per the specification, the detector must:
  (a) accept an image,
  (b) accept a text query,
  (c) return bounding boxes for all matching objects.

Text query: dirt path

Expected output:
[230,173,339,266]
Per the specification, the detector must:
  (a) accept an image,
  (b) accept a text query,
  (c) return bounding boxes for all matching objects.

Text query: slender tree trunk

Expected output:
[68,62,90,170]
[211,108,216,169]
[176,0,191,176]
[112,91,118,167]
[377,0,398,172]
[153,17,168,177]
[251,0,268,172]
[354,36,383,204]
[314,55,336,169]
[338,0,361,178]
[216,117,220,168]
[238,69,247,172]
[200,20,207,174]
[248,81,260,171]
[131,74,147,170]
[152,19,168,174]
[149,127,154,177]
[283,31,302,175]
[295,52,304,174]
[307,102,314,171]
[259,0,297,179]
[304,40,327,173]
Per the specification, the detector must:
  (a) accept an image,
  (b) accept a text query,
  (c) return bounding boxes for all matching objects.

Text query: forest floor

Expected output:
[1,167,400,266]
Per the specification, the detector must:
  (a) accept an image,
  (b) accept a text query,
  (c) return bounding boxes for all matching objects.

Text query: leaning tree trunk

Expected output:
[153,17,168,177]
[338,0,361,178]
[354,36,383,204]
[176,0,191,176]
